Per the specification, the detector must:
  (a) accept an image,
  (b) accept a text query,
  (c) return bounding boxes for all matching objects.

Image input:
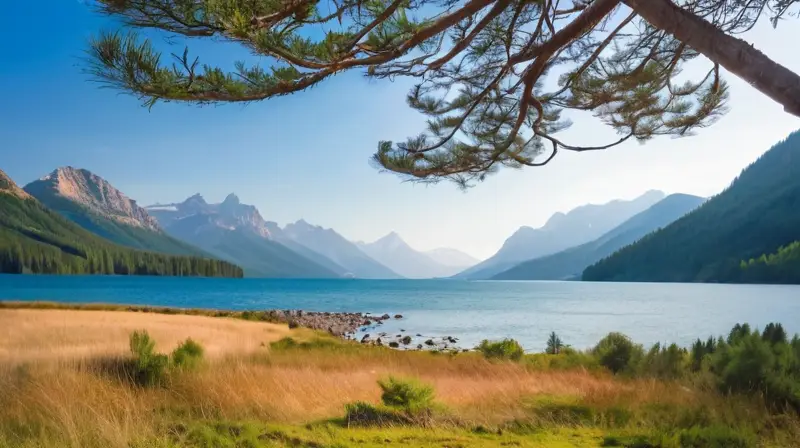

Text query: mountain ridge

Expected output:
[492,193,706,280]
[25,167,160,231]
[0,171,242,277]
[454,190,666,280]
[147,196,342,278]
[23,167,216,257]
[283,220,401,279]
[357,232,467,279]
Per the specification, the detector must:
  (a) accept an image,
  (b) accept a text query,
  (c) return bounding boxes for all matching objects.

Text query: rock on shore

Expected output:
[264,309,394,336]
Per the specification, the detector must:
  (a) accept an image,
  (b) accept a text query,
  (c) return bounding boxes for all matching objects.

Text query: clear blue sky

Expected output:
[1,2,799,259]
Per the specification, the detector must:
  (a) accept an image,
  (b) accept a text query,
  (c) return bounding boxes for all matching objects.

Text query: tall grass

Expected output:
[1,307,799,447]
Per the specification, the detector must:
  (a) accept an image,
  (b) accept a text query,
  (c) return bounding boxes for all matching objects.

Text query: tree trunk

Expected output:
[625,0,800,117]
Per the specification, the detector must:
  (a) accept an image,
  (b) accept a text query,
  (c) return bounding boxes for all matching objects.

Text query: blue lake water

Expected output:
[1,275,799,352]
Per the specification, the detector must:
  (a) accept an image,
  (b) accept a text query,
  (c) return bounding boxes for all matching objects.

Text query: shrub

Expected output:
[637,342,687,379]
[172,338,204,370]
[593,332,642,374]
[129,330,168,386]
[287,320,300,329]
[477,338,524,361]
[378,377,435,413]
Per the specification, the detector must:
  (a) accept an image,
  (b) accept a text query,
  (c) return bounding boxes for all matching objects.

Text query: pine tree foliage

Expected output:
[87,0,800,187]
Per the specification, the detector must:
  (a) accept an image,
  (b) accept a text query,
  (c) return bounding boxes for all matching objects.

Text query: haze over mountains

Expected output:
[356,232,475,279]
[492,193,707,280]
[455,190,667,280]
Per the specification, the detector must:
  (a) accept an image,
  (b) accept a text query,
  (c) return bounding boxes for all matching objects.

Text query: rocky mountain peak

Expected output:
[24,167,161,232]
[0,169,30,199]
[222,193,240,206]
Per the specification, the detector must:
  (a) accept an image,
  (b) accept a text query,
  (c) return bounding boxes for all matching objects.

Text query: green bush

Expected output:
[593,332,642,374]
[129,330,168,386]
[477,338,525,361]
[637,342,687,379]
[378,376,435,413]
[172,338,204,370]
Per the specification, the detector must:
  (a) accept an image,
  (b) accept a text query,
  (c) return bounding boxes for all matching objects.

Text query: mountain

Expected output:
[425,248,480,269]
[583,131,800,283]
[0,169,242,277]
[146,196,341,278]
[283,220,401,279]
[357,232,466,278]
[263,222,350,277]
[148,193,271,238]
[0,170,31,199]
[455,190,666,279]
[492,193,706,280]
[23,167,209,257]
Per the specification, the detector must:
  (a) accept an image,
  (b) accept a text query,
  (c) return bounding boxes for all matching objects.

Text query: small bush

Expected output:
[477,338,525,361]
[129,330,168,386]
[378,376,435,413]
[287,320,300,329]
[172,338,204,370]
[593,332,642,374]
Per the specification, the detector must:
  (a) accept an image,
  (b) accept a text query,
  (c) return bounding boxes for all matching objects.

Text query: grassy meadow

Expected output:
[1,303,799,447]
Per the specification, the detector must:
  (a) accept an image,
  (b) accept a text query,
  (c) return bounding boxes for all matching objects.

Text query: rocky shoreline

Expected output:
[266,309,401,336]
[270,309,463,352]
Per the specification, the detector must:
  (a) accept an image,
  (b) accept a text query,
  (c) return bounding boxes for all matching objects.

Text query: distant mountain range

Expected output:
[145,195,347,278]
[0,169,241,277]
[356,232,477,279]
[583,131,800,284]
[454,190,666,280]
[280,220,402,279]
[7,129,798,285]
[492,193,706,280]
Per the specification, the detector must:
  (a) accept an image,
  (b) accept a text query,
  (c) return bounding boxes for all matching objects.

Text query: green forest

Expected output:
[583,131,800,283]
[0,194,243,277]
[733,241,800,284]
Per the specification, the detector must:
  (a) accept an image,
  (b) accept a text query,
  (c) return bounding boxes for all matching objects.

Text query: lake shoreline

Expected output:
[0,300,462,351]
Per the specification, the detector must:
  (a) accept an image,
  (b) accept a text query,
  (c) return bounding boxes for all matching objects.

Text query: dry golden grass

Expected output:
[0,309,291,364]
[0,307,785,448]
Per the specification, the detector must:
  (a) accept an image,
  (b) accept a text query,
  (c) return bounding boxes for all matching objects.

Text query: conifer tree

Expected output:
[88,0,800,186]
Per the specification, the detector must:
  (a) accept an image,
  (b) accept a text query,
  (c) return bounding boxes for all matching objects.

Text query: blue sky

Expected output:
[2,2,799,259]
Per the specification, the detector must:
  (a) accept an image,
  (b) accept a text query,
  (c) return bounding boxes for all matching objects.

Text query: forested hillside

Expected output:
[24,167,212,257]
[583,131,800,283]
[0,186,242,277]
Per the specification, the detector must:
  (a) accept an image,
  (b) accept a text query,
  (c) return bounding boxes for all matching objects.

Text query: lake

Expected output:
[1,275,798,352]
